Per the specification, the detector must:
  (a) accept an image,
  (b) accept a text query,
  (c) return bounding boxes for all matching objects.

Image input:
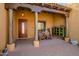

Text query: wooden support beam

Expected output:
[9,9,13,44]
[65,14,69,37]
[5,3,68,15]
[33,11,39,47]
[35,12,38,40]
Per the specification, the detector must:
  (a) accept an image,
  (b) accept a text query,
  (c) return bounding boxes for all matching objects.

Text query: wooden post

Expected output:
[35,12,38,41]
[7,9,15,52]
[33,11,39,47]
[65,14,70,42]
[9,9,13,44]
[66,15,69,37]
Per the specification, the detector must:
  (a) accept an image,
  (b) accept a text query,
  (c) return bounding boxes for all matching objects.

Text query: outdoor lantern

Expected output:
[21,13,24,17]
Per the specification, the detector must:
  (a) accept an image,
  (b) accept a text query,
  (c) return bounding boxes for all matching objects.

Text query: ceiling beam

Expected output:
[5,3,69,15]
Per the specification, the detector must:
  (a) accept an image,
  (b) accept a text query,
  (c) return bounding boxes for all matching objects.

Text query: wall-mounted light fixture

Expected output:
[21,13,24,17]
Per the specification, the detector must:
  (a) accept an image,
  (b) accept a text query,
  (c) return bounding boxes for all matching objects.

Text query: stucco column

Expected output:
[9,9,13,43]
[7,9,15,52]
[33,11,39,47]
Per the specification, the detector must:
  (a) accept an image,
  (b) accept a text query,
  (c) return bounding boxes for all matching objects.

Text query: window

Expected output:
[38,21,46,31]
[22,22,25,34]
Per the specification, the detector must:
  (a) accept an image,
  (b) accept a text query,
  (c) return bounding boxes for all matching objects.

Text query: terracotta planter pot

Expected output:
[33,40,39,47]
[7,43,15,52]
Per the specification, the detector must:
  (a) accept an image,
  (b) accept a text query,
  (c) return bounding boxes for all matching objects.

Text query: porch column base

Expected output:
[65,37,70,42]
[7,43,15,52]
[33,40,39,47]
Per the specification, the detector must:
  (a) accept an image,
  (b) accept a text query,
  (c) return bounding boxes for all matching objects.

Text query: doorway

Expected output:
[18,19,27,38]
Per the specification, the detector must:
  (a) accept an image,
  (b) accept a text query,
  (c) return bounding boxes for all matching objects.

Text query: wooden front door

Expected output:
[18,19,27,38]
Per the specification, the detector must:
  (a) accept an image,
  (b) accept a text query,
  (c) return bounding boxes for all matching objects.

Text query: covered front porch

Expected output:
[5,3,71,52]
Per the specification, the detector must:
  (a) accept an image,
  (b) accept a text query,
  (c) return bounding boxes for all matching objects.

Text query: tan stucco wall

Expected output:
[13,9,65,39]
[39,12,54,29]
[0,3,7,51]
[53,14,65,27]
[69,9,79,41]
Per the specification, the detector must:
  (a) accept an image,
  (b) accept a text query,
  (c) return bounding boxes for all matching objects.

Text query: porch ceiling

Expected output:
[5,3,70,15]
